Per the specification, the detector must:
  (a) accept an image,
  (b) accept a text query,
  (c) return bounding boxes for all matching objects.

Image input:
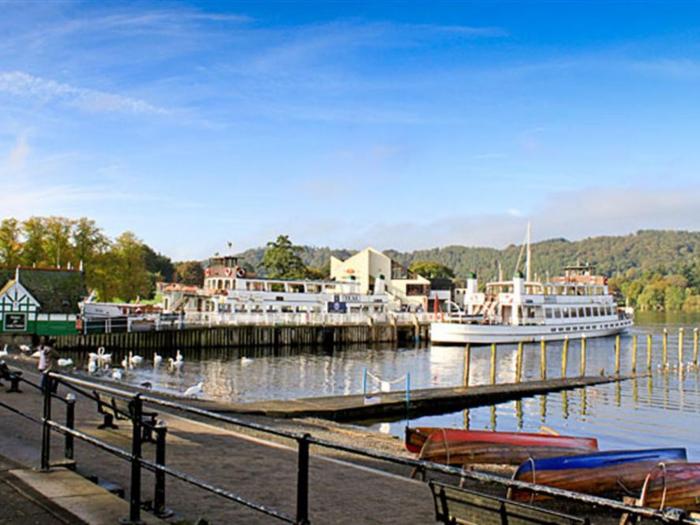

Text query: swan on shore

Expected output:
[183,381,204,398]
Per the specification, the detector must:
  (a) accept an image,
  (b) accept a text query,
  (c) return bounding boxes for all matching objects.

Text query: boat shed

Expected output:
[0,267,87,336]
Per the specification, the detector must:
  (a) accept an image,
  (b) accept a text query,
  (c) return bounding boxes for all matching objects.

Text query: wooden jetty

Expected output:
[206,375,632,421]
[53,322,430,352]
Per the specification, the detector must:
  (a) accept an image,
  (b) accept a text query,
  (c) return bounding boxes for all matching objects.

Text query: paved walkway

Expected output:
[0,455,80,524]
[0,369,436,524]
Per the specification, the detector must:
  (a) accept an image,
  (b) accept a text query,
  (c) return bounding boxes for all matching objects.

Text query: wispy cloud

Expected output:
[0,71,168,115]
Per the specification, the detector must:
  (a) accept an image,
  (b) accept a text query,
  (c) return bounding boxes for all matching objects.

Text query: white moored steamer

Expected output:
[431,226,633,345]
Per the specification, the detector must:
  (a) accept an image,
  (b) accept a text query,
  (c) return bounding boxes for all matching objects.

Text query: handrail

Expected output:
[47,373,696,523]
[0,366,694,524]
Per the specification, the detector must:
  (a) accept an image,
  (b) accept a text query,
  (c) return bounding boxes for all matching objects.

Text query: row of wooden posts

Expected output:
[462,327,700,387]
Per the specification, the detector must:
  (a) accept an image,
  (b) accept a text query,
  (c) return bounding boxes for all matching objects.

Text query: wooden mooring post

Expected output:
[515,342,524,383]
[678,327,685,366]
[540,339,547,380]
[561,336,569,378]
[694,328,699,367]
[646,333,653,372]
[463,344,471,387]
[579,335,587,377]
[631,335,638,373]
[614,335,621,376]
[662,328,668,368]
[490,343,497,385]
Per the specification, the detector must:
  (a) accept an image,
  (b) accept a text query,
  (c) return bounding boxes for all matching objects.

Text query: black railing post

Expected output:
[40,374,52,471]
[153,421,171,517]
[64,393,75,462]
[296,433,311,525]
[123,393,143,524]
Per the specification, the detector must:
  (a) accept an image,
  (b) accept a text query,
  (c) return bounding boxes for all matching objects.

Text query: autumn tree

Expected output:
[0,218,21,267]
[174,261,204,285]
[21,217,47,266]
[44,217,73,268]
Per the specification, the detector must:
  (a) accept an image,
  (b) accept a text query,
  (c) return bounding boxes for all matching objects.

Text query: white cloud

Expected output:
[0,71,168,115]
[340,186,700,251]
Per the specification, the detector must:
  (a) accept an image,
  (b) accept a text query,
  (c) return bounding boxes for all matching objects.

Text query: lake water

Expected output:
[61,312,700,458]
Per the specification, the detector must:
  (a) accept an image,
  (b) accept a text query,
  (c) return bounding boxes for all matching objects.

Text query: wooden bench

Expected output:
[429,481,590,525]
[93,391,158,443]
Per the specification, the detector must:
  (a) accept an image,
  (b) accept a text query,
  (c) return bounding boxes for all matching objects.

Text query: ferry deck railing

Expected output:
[0,367,692,525]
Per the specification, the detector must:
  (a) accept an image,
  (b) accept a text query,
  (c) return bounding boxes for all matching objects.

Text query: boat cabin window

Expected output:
[545,309,553,319]
[578,307,585,317]
[585,307,592,317]
[554,309,561,319]
[563,308,570,318]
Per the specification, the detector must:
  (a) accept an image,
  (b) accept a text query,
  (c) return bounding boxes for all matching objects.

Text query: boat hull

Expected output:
[431,319,632,344]
[405,427,598,466]
[511,448,688,502]
[641,463,700,512]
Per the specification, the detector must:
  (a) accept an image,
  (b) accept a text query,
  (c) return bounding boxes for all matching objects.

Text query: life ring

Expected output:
[236,268,246,278]
[224,267,233,277]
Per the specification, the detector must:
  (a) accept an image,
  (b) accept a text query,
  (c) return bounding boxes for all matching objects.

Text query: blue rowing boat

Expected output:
[511,448,687,501]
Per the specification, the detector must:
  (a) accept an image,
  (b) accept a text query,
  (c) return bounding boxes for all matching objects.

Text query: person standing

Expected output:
[37,337,59,392]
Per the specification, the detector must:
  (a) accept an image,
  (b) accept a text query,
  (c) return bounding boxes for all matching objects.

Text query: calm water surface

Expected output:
[61,312,700,458]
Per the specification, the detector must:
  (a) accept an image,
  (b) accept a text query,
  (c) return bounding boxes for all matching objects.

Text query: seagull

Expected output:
[153,353,163,367]
[0,345,8,358]
[111,368,124,381]
[183,381,204,398]
[58,358,74,368]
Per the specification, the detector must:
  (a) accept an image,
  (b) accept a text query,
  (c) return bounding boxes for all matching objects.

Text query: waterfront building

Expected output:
[0,266,86,337]
[329,248,431,310]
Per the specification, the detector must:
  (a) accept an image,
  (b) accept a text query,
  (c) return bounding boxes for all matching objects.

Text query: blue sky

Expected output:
[1,1,699,259]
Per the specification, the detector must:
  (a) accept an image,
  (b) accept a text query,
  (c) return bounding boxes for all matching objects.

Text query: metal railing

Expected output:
[1,366,696,524]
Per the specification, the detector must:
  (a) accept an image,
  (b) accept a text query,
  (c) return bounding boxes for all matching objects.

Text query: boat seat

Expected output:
[429,481,590,525]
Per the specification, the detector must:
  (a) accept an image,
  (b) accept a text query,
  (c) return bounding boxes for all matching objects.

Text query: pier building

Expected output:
[0,266,86,337]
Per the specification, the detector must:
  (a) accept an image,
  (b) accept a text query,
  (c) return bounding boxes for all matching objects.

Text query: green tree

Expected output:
[143,244,175,282]
[409,260,455,279]
[72,217,109,267]
[0,218,22,267]
[108,232,152,301]
[44,216,73,268]
[174,261,204,285]
[21,217,47,266]
[262,235,307,279]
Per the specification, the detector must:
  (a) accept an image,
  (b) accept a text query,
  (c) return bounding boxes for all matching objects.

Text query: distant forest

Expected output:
[2,217,699,312]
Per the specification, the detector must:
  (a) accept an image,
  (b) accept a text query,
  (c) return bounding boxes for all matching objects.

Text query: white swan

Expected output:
[19,344,32,353]
[130,354,144,367]
[87,355,98,374]
[183,381,204,398]
[0,344,8,357]
[96,347,112,366]
[241,356,253,366]
[153,353,163,367]
[112,368,124,380]
[58,358,74,368]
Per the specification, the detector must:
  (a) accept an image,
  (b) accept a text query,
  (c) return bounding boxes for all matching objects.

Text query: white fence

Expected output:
[183,311,438,327]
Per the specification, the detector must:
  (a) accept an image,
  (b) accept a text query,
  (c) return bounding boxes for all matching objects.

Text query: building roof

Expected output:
[0,267,88,314]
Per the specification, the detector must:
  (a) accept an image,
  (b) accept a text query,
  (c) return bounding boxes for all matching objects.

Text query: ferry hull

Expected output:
[430,320,632,344]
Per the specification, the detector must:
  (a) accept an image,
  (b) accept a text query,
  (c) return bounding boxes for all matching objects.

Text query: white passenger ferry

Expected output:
[431,244,633,344]
[163,255,390,317]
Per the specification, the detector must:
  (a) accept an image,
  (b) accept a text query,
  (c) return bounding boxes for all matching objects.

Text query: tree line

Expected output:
[0,217,202,302]
[3,218,700,311]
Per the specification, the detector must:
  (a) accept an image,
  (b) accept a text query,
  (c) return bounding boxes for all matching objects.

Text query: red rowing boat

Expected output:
[638,463,700,512]
[405,427,598,466]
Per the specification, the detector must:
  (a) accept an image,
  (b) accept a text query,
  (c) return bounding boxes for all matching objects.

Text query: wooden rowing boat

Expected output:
[511,448,688,502]
[638,463,700,512]
[405,427,599,466]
